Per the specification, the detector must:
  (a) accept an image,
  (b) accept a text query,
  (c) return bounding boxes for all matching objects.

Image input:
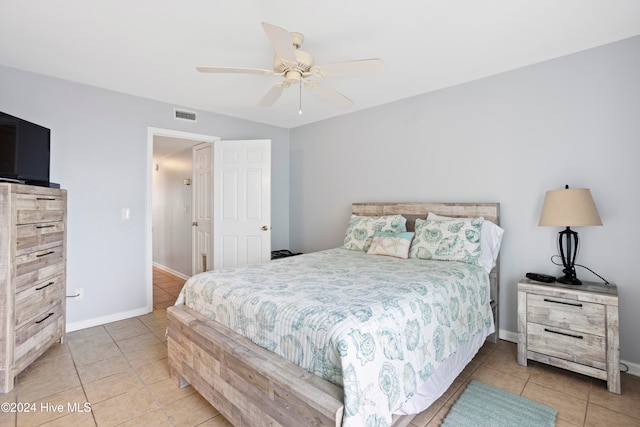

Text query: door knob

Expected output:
[192,221,198,227]
[261,225,269,231]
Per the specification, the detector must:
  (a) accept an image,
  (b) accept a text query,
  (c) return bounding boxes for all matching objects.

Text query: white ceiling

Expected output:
[2,1,639,129]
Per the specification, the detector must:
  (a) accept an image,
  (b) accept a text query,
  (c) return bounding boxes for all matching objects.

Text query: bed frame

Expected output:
[167,202,500,427]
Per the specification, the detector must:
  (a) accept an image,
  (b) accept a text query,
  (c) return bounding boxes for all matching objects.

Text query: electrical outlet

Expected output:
[75,288,84,301]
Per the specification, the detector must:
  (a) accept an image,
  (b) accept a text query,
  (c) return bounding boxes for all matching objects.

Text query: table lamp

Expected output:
[538,185,602,285]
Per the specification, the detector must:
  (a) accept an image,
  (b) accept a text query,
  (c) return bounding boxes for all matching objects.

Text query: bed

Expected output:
[167,202,501,427]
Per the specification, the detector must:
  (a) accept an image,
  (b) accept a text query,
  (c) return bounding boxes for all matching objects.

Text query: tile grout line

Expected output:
[66,335,100,427]
[103,319,174,426]
[99,314,206,427]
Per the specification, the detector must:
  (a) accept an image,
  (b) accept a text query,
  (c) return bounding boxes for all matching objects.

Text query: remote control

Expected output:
[526,272,556,283]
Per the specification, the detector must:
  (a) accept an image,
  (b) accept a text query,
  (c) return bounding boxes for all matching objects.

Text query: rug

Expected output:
[442,380,557,427]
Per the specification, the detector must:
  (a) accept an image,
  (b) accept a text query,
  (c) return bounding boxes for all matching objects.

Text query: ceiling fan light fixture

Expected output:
[285,70,302,85]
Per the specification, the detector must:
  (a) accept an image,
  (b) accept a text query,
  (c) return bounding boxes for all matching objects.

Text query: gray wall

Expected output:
[152,147,193,277]
[0,64,290,329]
[1,35,638,369]
[290,36,640,368]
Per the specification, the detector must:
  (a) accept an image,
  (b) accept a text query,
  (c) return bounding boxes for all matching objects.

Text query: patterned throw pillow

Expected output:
[427,212,504,273]
[409,218,483,265]
[343,215,407,252]
[366,231,415,259]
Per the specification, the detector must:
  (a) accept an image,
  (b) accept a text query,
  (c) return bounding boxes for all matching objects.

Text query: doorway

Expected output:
[145,129,273,313]
[146,128,217,312]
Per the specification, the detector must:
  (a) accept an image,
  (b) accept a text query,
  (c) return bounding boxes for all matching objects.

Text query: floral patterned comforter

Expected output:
[176,247,493,427]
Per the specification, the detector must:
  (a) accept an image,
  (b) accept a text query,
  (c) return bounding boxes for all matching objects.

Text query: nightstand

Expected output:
[517,278,620,394]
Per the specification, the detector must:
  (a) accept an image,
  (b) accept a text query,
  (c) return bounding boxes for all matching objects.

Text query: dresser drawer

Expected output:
[15,194,65,225]
[13,301,65,373]
[16,222,65,256]
[15,275,64,329]
[527,322,606,370]
[15,246,65,292]
[527,293,605,336]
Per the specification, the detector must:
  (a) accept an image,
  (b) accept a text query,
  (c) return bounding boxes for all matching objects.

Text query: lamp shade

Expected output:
[539,187,602,227]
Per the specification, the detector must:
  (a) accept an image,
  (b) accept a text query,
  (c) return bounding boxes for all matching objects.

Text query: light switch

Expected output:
[121,208,130,220]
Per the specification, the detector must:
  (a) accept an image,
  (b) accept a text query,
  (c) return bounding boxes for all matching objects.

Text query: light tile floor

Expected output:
[0,269,637,426]
[152,268,185,311]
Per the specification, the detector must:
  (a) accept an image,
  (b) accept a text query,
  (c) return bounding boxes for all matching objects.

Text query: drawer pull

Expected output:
[36,224,55,229]
[35,312,54,324]
[36,281,55,291]
[543,298,583,308]
[36,197,56,201]
[36,251,55,258]
[544,328,583,340]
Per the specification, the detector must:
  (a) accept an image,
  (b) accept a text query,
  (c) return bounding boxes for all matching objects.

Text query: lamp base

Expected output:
[557,227,582,285]
[557,275,582,285]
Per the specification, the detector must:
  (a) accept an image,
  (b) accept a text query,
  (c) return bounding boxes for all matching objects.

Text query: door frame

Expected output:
[146,127,218,312]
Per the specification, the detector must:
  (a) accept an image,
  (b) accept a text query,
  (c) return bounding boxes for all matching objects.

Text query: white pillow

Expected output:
[427,212,504,273]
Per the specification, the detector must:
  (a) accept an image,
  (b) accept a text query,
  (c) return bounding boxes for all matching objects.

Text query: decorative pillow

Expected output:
[343,214,407,252]
[409,217,484,265]
[366,231,415,259]
[427,212,504,273]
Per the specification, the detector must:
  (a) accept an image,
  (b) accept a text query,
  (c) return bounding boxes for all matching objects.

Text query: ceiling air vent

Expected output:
[174,108,197,122]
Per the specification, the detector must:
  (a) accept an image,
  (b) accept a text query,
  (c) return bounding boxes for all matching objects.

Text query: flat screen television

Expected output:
[0,111,51,186]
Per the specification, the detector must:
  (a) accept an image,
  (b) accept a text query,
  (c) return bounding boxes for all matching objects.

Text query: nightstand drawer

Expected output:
[527,322,606,370]
[517,278,620,394]
[527,293,605,336]
[16,221,65,256]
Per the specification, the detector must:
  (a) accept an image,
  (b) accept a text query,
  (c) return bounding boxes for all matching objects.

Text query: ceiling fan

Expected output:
[197,22,384,111]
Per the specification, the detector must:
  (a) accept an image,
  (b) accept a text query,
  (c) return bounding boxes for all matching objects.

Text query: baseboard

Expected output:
[153,262,190,280]
[497,328,638,377]
[66,262,187,333]
[65,306,152,333]
[498,328,517,343]
[623,360,640,377]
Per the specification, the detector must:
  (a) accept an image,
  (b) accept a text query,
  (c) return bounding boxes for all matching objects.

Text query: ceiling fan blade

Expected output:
[262,22,297,64]
[196,66,275,76]
[304,81,353,109]
[310,58,384,77]
[257,83,288,107]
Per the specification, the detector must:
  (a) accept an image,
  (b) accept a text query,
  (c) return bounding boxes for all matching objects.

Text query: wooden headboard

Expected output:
[352,202,501,343]
[352,202,500,230]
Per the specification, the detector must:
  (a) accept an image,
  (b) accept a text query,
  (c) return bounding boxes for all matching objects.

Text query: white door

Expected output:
[192,142,213,274]
[213,139,271,269]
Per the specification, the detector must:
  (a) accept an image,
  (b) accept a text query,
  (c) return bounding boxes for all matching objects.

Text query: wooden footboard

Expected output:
[167,305,416,427]
[167,304,344,426]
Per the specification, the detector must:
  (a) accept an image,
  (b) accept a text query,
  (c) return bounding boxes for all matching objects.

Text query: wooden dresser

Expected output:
[0,183,67,393]
[517,277,620,393]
